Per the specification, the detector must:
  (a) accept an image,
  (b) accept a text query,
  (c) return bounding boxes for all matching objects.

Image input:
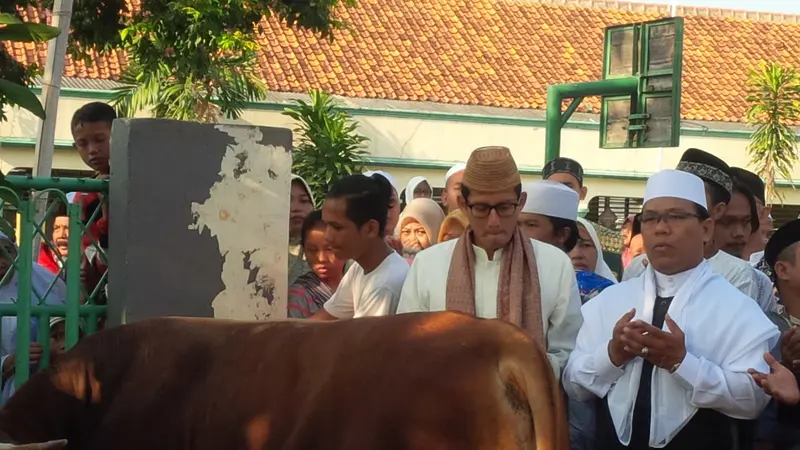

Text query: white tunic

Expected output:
[623,250,764,308]
[564,260,779,447]
[397,238,582,378]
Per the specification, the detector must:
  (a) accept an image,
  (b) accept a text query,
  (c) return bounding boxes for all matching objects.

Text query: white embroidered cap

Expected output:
[444,163,466,186]
[363,170,398,194]
[644,169,708,211]
[521,180,579,221]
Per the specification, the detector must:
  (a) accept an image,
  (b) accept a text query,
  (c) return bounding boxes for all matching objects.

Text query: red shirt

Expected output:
[72,191,108,271]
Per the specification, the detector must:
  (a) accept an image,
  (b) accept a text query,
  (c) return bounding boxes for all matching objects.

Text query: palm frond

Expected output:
[745,61,800,204]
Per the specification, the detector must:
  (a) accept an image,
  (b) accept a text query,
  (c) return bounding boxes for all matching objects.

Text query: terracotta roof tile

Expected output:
[8,1,800,123]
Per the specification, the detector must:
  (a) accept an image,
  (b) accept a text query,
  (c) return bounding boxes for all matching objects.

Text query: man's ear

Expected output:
[364,219,381,239]
[579,186,588,201]
[775,261,791,283]
[701,217,714,245]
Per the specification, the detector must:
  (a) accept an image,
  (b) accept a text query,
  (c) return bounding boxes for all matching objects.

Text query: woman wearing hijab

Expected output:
[403,176,433,203]
[289,174,315,285]
[397,198,445,262]
[437,209,469,243]
[570,217,618,303]
[0,232,66,404]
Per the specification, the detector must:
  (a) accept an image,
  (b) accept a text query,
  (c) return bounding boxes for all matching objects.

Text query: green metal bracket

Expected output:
[545,77,640,163]
[544,17,683,165]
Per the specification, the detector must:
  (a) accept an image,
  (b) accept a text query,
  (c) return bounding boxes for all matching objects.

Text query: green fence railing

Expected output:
[0,175,108,390]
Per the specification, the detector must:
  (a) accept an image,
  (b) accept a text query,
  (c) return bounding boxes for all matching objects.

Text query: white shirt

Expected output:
[623,250,763,309]
[749,250,764,267]
[397,238,582,379]
[564,260,779,447]
[324,251,409,319]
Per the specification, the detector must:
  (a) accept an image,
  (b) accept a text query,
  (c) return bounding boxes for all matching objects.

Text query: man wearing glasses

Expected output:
[397,146,582,379]
[565,169,779,450]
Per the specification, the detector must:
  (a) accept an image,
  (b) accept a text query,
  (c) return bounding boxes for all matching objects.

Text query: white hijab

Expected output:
[576,217,618,283]
[404,176,431,201]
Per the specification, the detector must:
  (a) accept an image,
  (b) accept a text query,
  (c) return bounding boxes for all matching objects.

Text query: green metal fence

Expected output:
[0,175,108,389]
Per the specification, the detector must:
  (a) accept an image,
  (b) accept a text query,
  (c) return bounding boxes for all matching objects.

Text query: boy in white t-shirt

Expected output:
[311,174,409,320]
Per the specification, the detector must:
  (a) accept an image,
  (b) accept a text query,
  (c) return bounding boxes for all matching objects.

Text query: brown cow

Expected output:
[0,312,567,450]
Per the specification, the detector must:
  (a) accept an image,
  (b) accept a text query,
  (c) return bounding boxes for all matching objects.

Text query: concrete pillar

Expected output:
[108,119,292,325]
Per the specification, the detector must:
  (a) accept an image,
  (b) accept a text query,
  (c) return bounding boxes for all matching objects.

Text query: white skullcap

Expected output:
[364,170,399,194]
[644,169,708,211]
[444,163,466,186]
[521,180,579,221]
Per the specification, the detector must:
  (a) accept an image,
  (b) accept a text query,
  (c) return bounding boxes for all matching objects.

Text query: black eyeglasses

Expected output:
[640,211,701,227]
[465,201,519,218]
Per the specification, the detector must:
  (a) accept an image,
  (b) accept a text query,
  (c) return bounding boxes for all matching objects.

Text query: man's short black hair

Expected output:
[300,210,324,248]
[731,179,760,235]
[705,181,731,207]
[544,216,579,252]
[460,184,523,203]
[326,174,391,237]
[70,102,117,132]
[632,213,642,236]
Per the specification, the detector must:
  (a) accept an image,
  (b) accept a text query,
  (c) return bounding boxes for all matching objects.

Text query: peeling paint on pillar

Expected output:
[188,125,292,321]
[107,119,293,325]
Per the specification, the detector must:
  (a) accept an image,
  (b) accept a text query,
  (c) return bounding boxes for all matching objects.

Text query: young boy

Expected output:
[70,102,114,282]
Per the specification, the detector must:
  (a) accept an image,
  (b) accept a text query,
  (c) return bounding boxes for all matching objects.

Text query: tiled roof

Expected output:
[7,1,800,123]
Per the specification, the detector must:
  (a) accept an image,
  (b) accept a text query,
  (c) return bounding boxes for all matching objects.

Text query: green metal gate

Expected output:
[0,175,107,389]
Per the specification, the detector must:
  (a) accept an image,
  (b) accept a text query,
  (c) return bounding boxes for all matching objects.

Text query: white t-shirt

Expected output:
[324,251,409,319]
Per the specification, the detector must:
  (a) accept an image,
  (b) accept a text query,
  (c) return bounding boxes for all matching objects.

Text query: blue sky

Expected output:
[636,0,800,14]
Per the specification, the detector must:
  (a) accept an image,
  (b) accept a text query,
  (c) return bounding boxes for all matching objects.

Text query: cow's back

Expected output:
[1,312,567,450]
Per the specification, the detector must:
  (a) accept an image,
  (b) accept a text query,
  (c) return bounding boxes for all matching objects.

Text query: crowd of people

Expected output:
[2,98,800,449]
[0,102,111,403]
[285,145,800,450]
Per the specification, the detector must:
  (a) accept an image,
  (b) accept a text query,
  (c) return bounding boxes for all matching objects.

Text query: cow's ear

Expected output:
[0,439,68,450]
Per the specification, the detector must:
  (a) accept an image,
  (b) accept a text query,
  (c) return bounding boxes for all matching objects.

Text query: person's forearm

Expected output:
[309,309,338,321]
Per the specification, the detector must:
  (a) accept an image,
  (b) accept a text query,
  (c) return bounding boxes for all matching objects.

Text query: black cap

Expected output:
[542,157,584,185]
[765,219,800,272]
[676,148,733,197]
[730,168,765,204]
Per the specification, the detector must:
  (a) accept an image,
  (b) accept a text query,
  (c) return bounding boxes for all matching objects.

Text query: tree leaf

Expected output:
[0,13,21,25]
[0,23,61,42]
[0,79,45,119]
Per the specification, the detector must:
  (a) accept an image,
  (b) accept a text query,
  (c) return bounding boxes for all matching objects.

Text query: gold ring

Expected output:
[641,347,650,357]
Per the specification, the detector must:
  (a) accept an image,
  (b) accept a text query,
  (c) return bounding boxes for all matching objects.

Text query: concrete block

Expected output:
[108,119,292,325]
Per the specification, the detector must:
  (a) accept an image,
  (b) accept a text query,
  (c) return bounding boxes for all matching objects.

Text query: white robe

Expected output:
[397,238,582,379]
[564,260,779,448]
[623,250,766,309]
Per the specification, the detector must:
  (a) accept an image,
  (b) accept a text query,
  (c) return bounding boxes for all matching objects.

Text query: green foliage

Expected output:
[5,0,354,122]
[283,90,369,205]
[745,61,800,203]
[107,0,354,122]
[0,13,60,121]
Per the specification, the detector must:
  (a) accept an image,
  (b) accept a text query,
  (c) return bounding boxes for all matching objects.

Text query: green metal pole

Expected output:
[544,85,564,165]
[4,176,107,193]
[64,202,82,349]
[544,77,640,165]
[14,200,34,388]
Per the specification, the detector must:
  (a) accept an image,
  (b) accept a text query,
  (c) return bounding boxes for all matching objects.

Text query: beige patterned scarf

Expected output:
[445,227,545,347]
